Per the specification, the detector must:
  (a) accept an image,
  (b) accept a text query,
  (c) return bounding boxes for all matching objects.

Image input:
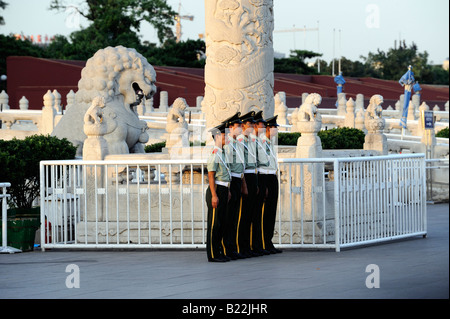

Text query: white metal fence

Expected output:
[1,182,22,253]
[39,154,427,251]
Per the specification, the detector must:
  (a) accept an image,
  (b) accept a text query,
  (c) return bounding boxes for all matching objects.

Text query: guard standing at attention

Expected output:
[206,122,231,262]
[252,110,269,255]
[222,112,248,260]
[259,115,282,254]
[236,111,259,258]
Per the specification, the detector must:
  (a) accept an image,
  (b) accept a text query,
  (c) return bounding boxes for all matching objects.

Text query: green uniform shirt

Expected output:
[257,134,278,170]
[237,133,258,170]
[207,146,231,183]
[224,135,245,175]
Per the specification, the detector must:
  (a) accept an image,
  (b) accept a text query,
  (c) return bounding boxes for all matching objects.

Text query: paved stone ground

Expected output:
[0,204,448,301]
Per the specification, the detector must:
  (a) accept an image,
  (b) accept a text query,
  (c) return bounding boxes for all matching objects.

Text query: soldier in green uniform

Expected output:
[236,111,259,258]
[206,122,232,262]
[252,110,269,256]
[259,115,282,254]
[222,112,248,260]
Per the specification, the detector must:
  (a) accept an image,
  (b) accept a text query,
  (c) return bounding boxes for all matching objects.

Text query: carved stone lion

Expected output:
[365,94,385,133]
[296,93,322,134]
[366,94,384,119]
[299,93,322,122]
[52,46,157,156]
[166,97,189,135]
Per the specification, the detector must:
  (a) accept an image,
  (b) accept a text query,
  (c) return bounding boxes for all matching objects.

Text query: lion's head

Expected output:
[76,45,157,115]
[368,94,384,118]
[304,93,322,107]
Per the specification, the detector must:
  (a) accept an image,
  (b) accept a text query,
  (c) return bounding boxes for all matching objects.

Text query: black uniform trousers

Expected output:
[252,173,266,252]
[253,173,279,251]
[222,176,242,255]
[262,174,279,250]
[206,184,229,261]
[237,172,258,254]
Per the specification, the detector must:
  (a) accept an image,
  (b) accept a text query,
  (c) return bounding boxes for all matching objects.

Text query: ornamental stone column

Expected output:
[202,0,275,128]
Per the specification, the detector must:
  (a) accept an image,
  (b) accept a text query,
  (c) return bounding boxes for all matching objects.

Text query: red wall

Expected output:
[6,56,448,110]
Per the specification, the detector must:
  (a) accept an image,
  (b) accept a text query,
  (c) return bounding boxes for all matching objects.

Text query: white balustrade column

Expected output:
[41,90,56,135]
[159,91,169,112]
[53,89,62,113]
[19,96,29,110]
[66,90,75,110]
[0,90,10,110]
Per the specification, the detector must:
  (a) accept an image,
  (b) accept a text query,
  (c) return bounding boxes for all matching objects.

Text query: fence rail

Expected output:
[39,154,427,251]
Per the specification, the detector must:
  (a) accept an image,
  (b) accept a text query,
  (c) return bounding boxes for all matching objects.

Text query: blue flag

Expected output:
[399,67,415,129]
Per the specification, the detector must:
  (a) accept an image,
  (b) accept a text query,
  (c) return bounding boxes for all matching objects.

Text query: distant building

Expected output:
[274,51,286,59]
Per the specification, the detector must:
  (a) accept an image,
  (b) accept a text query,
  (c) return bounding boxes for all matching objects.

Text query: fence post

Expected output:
[40,162,46,251]
[333,159,340,252]
[0,182,22,254]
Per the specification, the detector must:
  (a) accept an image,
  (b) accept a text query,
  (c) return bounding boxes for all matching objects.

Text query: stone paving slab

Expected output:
[0,204,448,302]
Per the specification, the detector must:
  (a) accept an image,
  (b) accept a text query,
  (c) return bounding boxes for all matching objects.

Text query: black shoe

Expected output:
[225,252,238,260]
[241,251,252,258]
[269,247,282,254]
[236,252,247,259]
[251,250,263,257]
[208,256,229,263]
[254,249,271,255]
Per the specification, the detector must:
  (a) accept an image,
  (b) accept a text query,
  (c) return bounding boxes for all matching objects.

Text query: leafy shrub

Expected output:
[276,128,365,149]
[0,135,77,209]
[436,127,449,138]
[144,141,166,153]
[278,132,301,146]
[318,127,365,150]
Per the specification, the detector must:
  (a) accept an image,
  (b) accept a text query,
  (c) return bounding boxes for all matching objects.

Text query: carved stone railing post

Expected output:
[363,95,388,155]
[0,90,10,110]
[53,89,62,113]
[66,90,75,110]
[19,96,29,110]
[295,93,325,235]
[159,91,169,112]
[82,96,110,160]
[274,92,288,126]
[344,97,355,128]
[41,90,56,135]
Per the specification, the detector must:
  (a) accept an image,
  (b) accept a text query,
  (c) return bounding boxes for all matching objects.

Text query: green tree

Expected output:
[49,0,177,45]
[0,0,7,25]
[321,57,377,78]
[141,38,206,68]
[362,42,427,80]
[274,50,322,75]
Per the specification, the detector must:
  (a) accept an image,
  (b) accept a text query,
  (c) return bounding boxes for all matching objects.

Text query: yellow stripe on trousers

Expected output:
[235,197,243,253]
[261,203,265,250]
[211,208,215,259]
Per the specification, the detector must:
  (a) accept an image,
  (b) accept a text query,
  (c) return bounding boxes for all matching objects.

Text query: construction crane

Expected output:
[175,2,194,43]
[274,22,321,72]
[274,24,319,50]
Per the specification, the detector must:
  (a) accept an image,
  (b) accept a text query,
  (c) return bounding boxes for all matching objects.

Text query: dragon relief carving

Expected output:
[203,0,274,127]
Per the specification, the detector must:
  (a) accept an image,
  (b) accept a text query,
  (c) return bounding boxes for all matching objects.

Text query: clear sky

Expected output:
[1,0,449,66]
